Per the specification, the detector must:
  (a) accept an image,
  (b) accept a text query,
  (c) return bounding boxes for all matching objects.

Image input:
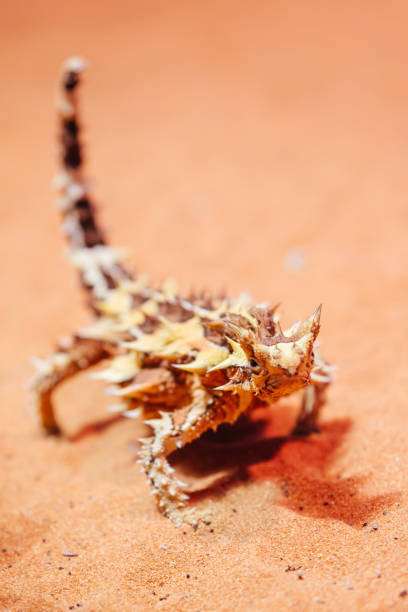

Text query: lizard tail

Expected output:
[54,57,132,308]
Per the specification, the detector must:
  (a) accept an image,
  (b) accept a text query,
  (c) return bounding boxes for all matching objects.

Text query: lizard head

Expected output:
[204,305,321,401]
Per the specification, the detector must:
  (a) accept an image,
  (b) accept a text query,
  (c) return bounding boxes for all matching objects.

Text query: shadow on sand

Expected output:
[169,404,400,528]
[67,413,124,442]
[65,401,400,527]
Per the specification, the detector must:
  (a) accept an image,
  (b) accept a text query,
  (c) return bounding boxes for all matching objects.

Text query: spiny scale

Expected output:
[29,57,334,526]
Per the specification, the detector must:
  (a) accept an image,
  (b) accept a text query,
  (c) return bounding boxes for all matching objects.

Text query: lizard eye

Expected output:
[250,359,260,371]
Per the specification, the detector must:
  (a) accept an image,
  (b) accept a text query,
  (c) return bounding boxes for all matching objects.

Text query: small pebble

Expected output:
[283,248,306,272]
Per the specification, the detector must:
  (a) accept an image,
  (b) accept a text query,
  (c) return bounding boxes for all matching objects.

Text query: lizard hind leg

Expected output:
[30,336,107,435]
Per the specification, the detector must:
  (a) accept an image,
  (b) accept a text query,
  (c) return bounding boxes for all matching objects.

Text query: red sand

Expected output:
[1,1,408,610]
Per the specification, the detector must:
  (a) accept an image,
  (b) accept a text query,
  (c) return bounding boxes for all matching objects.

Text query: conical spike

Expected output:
[310,371,331,384]
[173,359,210,373]
[220,379,255,393]
[213,382,238,392]
[174,345,230,372]
[110,380,159,398]
[299,304,322,337]
[274,319,284,337]
[213,379,254,393]
[123,408,142,418]
[208,338,249,372]
[201,320,225,330]
[122,337,160,353]
[283,320,301,338]
[201,319,242,337]
[269,302,281,315]
[90,353,139,383]
[143,418,162,429]
[106,402,128,413]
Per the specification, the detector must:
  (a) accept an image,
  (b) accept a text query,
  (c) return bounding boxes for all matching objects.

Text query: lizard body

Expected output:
[31,58,333,526]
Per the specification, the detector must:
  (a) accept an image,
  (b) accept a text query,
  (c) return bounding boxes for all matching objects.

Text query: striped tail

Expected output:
[54,57,132,309]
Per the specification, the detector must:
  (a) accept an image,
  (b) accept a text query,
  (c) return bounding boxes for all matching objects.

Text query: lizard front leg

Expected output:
[139,376,252,526]
[293,383,327,435]
[30,336,107,434]
[293,353,334,435]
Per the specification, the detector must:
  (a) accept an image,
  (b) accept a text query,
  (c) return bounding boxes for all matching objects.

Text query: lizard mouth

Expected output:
[257,374,310,400]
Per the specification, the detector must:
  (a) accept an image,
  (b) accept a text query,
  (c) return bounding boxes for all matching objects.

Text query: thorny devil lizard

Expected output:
[31,57,334,527]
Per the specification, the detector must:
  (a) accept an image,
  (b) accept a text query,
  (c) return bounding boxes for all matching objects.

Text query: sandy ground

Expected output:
[1,1,408,610]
